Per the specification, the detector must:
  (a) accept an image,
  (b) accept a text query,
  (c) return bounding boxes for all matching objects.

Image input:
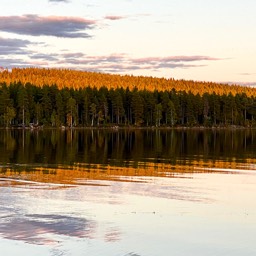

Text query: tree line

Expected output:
[0,81,256,128]
[1,67,256,97]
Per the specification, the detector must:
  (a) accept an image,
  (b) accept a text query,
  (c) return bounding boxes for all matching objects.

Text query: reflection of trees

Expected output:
[0,129,256,167]
[1,154,255,187]
[2,130,16,151]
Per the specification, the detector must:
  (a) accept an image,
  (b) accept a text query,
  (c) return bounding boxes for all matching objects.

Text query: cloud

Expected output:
[227,81,256,87]
[0,37,32,55]
[133,56,220,63]
[49,0,69,2]
[0,58,30,68]
[239,73,256,76]
[21,52,218,74]
[30,53,59,61]
[0,15,96,38]
[62,52,85,59]
[1,46,220,75]
[104,15,127,21]
[104,13,150,21]
[53,53,218,73]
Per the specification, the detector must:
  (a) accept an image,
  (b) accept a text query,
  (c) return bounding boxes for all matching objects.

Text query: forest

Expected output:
[0,67,256,128]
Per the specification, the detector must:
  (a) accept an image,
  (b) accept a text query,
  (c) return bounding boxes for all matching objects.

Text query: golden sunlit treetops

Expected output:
[0,67,255,96]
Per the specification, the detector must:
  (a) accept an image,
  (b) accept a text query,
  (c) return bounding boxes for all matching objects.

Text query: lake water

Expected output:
[0,128,256,256]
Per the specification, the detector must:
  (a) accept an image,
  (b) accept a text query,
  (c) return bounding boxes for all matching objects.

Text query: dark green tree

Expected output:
[17,86,30,126]
[131,91,144,126]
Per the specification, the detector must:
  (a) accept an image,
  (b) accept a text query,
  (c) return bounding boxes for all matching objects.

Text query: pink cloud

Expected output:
[0,15,97,38]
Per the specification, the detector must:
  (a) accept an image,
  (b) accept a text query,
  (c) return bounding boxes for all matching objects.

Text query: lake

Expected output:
[0,128,256,256]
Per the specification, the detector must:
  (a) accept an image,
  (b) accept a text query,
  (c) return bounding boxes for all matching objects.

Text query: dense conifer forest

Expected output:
[0,67,256,128]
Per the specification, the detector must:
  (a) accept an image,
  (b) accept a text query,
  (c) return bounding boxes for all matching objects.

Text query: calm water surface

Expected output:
[0,129,256,256]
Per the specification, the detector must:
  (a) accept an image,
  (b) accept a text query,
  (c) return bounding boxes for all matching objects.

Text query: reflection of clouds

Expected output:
[0,214,96,244]
[116,179,212,203]
[104,227,122,243]
[125,253,141,256]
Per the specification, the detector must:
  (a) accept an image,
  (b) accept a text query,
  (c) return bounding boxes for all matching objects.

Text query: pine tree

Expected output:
[67,97,77,127]
[131,92,144,126]
[17,85,30,126]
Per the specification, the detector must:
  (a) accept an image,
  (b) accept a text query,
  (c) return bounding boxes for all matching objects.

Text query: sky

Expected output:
[1,0,256,85]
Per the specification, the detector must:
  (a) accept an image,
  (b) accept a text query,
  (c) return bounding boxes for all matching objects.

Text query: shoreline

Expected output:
[1,125,255,131]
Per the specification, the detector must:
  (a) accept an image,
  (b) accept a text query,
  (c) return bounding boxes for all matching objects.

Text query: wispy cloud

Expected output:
[133,56,220,63]
[239,72,256,76]
[226,81,256,87]
[0,37,32,55]
[0,39,221,74]
[55,53,219,73]
[0,15,96,38]
[104,13,150,21]
[49,0,69,3]
[30,53,59,61]
[104,15,127,21]
[0,58,30,68]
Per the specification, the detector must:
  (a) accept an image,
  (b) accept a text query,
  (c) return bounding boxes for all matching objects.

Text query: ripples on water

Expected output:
[0,129,256,256]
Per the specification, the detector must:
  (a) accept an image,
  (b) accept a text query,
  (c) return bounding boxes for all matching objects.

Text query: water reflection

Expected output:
[1,129,256,256]
[1,129,256,204]
[0,214,94,244]
[0,159,255,189]
[0,128,255,166]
